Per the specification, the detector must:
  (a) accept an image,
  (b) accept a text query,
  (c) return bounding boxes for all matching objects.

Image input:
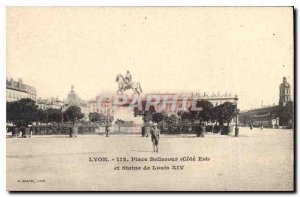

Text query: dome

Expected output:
[67,85,79,101]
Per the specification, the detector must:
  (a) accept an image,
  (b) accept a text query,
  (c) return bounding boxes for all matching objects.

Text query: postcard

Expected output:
[6,7,294,191]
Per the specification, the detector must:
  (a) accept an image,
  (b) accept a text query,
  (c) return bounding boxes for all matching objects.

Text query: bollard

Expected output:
[234,127,239,137]
[141,126,145,137]
[70,126,78,137]
[12,127,20,138]
[22,128,31,138]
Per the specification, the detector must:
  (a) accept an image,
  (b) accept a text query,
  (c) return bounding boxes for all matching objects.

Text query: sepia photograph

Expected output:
[6,6,294,191]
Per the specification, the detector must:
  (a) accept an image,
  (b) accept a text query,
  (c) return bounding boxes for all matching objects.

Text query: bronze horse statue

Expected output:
[115,74,143,95]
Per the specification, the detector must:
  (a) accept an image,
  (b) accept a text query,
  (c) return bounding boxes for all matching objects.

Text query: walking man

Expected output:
[150,123,160,153]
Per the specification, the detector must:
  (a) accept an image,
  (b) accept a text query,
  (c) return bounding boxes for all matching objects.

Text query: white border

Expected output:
[2,0,299,6]
[1,0,298,196]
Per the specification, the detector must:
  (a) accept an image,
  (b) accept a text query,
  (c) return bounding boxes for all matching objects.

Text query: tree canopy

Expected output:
[187,100,214,123]
[6,98,39,127]
[65,105,84,124]
[88,112,113,124]
[47,108,62,123]
[211,102,236,124]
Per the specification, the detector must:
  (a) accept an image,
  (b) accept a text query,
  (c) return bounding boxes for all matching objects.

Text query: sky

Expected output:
[7,7,294,110]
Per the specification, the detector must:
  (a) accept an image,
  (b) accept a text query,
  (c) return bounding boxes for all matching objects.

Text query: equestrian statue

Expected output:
[116,70,143,96]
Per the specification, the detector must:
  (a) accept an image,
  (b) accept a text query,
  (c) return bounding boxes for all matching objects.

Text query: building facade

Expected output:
[239,105,279,127]
[37,97,65,110]
[239,77,293,128]
[142,92,238,115]
[6,78,37,102]
[66,85,90,120]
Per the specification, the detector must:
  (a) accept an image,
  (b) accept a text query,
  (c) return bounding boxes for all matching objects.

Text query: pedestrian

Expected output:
[150,123,160,153]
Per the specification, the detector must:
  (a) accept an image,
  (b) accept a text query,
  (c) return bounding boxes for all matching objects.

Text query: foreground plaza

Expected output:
[7,127,293,191]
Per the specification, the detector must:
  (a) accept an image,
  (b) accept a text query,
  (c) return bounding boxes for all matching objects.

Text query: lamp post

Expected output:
[61,107,63,123]
[106,102,108,124]
[233,95,239,137]
[61,104,68,123]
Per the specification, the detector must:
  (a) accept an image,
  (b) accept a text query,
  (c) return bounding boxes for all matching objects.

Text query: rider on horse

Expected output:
[125,70,132,87]
[116,71,142,95]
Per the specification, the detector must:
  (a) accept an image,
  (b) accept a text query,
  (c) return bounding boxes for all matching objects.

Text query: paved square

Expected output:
[7,127,294,191]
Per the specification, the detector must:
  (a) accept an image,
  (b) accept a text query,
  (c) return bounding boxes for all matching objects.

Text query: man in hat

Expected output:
[150,123,160,153]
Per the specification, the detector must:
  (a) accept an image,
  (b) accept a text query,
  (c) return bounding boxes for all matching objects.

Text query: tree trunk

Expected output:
[219,120,224,133]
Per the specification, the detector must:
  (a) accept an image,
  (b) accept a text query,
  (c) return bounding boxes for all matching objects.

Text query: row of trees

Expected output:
[134,100,237,127]
[7,98,238,131]
[88,112,113,124]
[7,99,85,127]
